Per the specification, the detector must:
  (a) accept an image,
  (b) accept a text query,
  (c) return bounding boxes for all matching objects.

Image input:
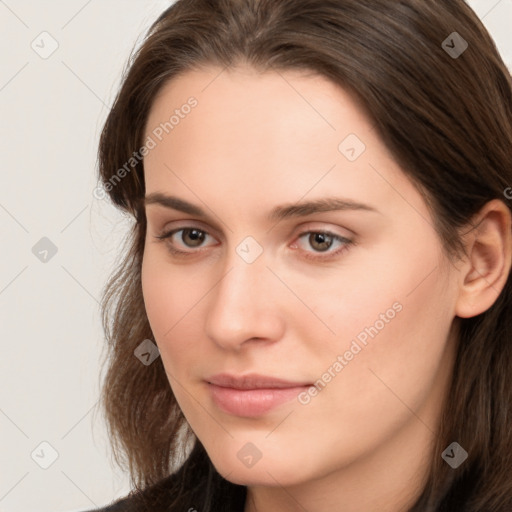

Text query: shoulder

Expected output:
[79,475,176,512]
[79,493,143,512]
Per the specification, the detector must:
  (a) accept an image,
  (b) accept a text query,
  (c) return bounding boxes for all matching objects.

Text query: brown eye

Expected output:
[293,230,353,261]
[155,226,217,255]
[308,232,334,252]
[181,228,206,247]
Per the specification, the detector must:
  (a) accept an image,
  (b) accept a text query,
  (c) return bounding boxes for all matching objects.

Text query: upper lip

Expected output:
[206,373,311,390]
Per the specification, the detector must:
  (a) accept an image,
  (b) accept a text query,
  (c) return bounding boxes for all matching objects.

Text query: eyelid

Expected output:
[293,230,349,247]
[292,221,355,239]
[154,219,221,240]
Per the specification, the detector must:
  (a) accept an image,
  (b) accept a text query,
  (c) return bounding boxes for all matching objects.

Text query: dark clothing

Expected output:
[81,474,177,511]
[80,462,247,511]
[81,442,247,511]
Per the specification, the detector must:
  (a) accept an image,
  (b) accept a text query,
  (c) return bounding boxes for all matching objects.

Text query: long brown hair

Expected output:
[95,1,512,510]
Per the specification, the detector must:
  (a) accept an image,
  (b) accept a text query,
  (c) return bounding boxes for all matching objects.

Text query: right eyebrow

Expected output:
[145,193,205,216]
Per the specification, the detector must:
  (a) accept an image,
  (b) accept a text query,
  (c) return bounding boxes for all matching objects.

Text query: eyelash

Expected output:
[154,227,354,262]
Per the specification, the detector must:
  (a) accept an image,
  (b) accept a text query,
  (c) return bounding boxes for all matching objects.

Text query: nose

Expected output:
[203,247,285,351]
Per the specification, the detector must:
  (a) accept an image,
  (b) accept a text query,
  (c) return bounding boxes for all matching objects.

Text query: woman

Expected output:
[90,0,512,510]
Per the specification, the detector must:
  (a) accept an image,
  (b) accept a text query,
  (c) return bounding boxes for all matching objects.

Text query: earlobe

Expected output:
[455,199,512,319]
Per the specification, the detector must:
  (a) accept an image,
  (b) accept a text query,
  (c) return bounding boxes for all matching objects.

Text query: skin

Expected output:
[140,65,511,512]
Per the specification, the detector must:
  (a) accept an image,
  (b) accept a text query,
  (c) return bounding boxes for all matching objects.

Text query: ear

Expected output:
[455,199,512,318]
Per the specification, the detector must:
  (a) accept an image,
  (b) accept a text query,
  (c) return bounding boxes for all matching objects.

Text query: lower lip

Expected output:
[207,383,310,417]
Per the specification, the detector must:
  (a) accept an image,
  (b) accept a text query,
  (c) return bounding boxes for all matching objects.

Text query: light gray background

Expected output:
[0,1,511,511]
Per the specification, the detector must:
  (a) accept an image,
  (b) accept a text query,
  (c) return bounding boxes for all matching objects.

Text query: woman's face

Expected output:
[141,65,460,490]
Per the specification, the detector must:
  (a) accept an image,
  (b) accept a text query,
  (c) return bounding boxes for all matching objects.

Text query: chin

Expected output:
[209,454,310,488]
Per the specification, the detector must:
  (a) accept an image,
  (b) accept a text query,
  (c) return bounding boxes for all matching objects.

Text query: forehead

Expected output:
[144,65,375,145]
[142,65,423,223]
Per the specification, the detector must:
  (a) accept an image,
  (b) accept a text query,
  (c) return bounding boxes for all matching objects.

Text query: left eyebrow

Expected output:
[268,197,378,222]
[144,192,378,222]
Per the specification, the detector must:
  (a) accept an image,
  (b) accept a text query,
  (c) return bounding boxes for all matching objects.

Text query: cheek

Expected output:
[283,234,444,357]
[314,257,454,435]
[141,248,200,356]
[140,255,215,432]
[300,232,454,394]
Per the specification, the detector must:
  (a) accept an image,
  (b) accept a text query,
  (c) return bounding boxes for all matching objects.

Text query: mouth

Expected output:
[205,373,313,417]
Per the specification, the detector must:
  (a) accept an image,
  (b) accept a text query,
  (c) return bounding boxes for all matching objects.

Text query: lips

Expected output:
[207,373,311,389]
[206,373,312,417]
